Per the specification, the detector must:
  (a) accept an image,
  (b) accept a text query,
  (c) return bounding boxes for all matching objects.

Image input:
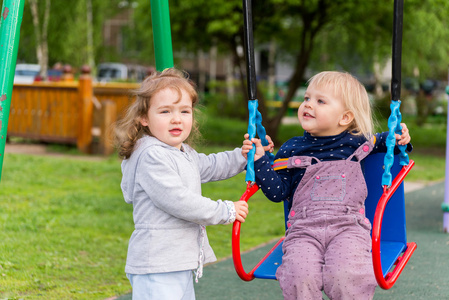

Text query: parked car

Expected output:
[97,62,151,83]
[34,68,63,82]
[14,64,40,84]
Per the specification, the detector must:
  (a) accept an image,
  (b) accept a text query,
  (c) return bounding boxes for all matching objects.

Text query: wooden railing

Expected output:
[8,74,138,155]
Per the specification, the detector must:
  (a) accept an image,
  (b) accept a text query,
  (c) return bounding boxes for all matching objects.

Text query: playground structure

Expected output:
[231,0,416,290]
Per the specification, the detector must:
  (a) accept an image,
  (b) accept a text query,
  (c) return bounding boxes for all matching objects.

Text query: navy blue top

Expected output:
[253,131,412,207]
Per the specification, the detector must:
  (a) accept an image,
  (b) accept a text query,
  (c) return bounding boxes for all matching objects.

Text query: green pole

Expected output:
[0,0,25,181]
[150,0,174,71]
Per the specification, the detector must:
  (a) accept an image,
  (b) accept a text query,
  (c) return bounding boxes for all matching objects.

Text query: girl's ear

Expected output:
[140,116,149,127]
[339,111,354,126]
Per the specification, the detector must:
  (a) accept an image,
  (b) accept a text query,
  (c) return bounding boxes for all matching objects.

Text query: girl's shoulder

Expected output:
[275,136,306,159]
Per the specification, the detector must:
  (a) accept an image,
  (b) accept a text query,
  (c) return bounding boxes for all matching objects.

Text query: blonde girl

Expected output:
[243,71,411,300]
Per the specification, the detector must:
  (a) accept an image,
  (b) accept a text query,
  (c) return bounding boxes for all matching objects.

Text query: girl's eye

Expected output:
[182,110,191,114]
[304,97,310,102]
[160,110,170,114]
[318,99,325,104]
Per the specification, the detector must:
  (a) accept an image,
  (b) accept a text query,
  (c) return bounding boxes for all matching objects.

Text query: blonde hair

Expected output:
[114,68,200,159]
[307,71,374,140]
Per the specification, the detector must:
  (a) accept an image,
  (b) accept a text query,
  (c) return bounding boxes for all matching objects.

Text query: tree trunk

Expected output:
[197,49,206,93]
[225,55,235,101]
[86,0,95,75]
[209,43,217,94]
[30,0,51,81]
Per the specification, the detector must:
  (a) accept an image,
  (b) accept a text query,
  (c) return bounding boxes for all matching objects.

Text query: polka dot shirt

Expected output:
[254,131,412,208]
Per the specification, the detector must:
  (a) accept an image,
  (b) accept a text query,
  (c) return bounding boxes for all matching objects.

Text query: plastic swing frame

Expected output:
[232,0,416,290]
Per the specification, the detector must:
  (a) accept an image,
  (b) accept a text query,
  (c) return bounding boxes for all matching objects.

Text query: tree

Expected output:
[29,0,51,80]
[144,0,398,141]
[15,0,126,72]
[171,0,448,140]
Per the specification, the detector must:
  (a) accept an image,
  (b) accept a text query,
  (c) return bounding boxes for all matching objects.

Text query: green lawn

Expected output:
[0,113,446,299]
[0,152,285,299]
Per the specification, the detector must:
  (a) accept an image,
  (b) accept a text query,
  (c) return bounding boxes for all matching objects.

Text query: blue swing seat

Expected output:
[243,153,412,281]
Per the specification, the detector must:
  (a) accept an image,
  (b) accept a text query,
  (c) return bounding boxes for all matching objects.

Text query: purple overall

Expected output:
[276,142,377,300]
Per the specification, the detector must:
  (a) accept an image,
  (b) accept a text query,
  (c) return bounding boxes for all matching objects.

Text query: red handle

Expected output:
[372,160,416,289]
[232,182,259,281]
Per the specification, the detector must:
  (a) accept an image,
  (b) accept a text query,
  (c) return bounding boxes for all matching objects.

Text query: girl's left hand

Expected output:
[396,123,411,146]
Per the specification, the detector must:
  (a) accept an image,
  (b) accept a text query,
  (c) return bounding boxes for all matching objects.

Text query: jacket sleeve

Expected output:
[136,149,232,226]
[194,147,247,183]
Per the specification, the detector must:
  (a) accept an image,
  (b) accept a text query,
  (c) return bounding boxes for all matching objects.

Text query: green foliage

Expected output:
[201,81,247,120]
[15,0,132,67]
[401,0,449,80]
[197,107,247,146]
[0,144,284,298]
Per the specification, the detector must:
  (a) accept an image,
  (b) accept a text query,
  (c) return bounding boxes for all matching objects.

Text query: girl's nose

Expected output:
[171,112,181,123]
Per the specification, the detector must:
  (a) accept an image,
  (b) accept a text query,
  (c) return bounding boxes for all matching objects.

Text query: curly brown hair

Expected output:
[114,68,200,159]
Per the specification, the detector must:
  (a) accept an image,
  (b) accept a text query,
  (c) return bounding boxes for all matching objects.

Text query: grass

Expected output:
[0,155,131,299]
[0,151,285,299]
[0,111,446,299]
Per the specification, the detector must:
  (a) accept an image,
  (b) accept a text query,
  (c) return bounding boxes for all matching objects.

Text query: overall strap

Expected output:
[347,140,374,162]
[273,156,319,171]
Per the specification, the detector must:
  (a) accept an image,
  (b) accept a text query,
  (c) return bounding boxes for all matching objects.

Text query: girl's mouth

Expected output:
[303,112,314,118]
[169,128,182,136]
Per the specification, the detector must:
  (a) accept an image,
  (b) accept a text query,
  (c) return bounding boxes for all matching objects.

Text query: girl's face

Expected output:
[140,88,193,149]
[298,84,353,136]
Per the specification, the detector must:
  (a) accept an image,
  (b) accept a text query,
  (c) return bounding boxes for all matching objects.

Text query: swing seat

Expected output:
[233,153,416,287]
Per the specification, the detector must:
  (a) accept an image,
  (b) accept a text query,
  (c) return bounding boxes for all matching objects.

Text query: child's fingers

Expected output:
[251,138,262,147]
[263,145,274,153]
[244,133,249,140]
[242,140,253,147]
[236,215,245,223]
[400,123,408,133]
[395,133,410,145]
[265,135,273,145]
[235,209,248,223]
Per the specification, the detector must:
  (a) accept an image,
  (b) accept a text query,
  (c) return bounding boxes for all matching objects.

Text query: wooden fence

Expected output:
[8,74,138,155]
[8,75,301,155]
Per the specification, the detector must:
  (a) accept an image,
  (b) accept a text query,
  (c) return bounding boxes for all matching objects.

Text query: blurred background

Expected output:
[2,1,449,298]
[10,0,449,148]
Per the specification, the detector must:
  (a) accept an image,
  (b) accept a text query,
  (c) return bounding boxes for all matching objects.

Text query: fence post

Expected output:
[77,66,94,153]
[98,100,116,156]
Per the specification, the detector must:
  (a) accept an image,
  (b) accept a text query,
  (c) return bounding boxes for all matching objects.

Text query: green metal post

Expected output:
[0,0,25,181]
[150,0,174,71]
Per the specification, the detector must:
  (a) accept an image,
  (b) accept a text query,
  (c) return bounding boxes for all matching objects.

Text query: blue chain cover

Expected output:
[382,100,409,187]
[246,100,275,182]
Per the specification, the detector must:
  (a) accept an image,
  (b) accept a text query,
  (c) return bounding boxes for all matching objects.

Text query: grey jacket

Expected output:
[121,136,247,274]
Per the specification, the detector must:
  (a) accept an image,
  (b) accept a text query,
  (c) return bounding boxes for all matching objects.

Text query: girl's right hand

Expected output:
[233,201,249,223]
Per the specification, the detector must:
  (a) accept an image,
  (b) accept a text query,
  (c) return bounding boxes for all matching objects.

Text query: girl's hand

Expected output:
[233,200,249,223]
[241,133,274,160]
[396,123,411,146]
